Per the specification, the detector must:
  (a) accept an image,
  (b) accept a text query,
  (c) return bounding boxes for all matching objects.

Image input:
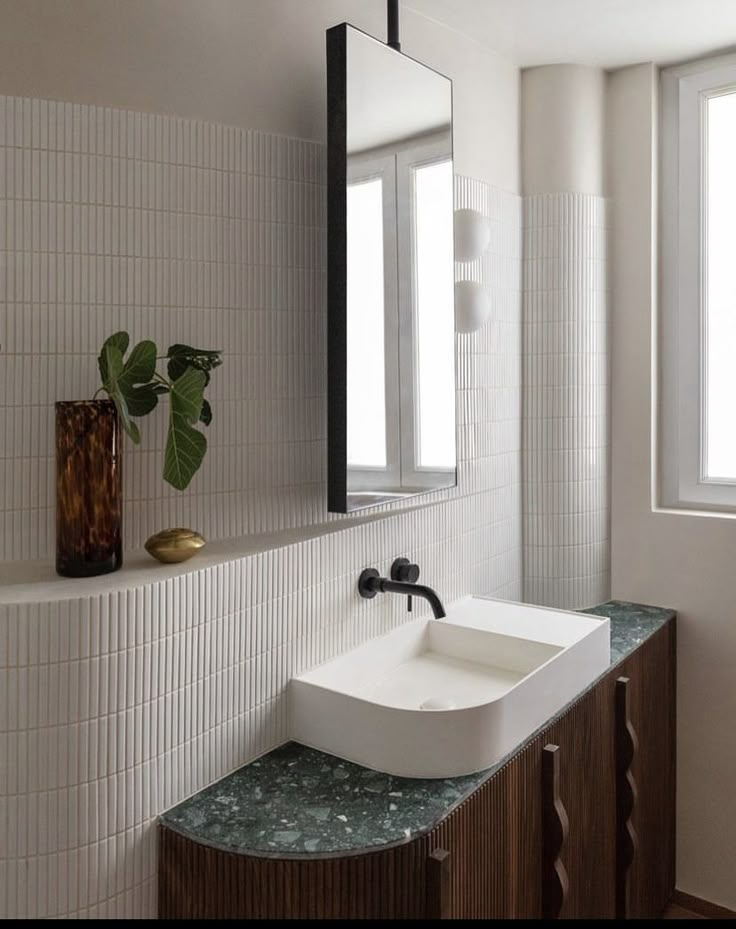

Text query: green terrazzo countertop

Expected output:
[160,600,674,859]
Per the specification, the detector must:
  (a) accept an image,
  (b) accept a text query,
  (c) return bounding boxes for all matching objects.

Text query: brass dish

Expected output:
[145,528,206,564]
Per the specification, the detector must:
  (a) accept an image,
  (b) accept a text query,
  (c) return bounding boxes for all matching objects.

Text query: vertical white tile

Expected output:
[0,94,527,918]
[522,193,610,610]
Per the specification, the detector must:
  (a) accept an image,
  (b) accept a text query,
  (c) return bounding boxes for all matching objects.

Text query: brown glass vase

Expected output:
[56,400,123,577]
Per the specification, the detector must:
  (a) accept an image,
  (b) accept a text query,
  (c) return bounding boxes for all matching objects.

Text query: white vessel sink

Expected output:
[289,596,610,778]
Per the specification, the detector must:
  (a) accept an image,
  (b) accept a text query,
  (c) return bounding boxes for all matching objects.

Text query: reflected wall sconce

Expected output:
[454,208,491,262]
[455,280,491,334]
[454,208,492,333]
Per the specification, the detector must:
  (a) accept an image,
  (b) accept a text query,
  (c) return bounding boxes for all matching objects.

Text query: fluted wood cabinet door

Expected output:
[428,678,616,919]
[427,737,542,918]
[538,678,617,918]
[615,622,677,918]
[495,618,675,920]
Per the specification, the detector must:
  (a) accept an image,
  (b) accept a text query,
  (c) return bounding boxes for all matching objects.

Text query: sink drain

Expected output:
[419,697,456,710]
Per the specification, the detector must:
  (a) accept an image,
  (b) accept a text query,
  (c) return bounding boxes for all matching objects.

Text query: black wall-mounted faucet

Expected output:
[358,558,446,619]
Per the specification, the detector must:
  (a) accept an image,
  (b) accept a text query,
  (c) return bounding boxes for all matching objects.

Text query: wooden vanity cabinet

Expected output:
[430,656,617,919]
[423,618,675,920]
[614,618,677,918]
[158,618,676,920]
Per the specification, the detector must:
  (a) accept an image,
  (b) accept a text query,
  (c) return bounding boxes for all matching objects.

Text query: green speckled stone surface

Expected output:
[584,600,674,665]
[160,600,674,859]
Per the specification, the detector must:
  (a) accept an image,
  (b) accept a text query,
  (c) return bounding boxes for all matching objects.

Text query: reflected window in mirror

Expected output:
[327,24,457,513]
[403,149,456,476]
[346,175,389,471]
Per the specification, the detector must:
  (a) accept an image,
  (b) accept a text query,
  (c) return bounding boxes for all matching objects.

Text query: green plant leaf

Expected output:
[98,334,155,440]
[167,344,223,365]
[96,333,221,477]
[100,341,124,387]
[119,340,157,392]
[102,344,140,443]
[125,384,160,417]
[167,344,223,382]
[116,339,158,418]
[116,394,140,444]
[167,355,187,382]
[98,331,130,384]
[163,367,208,490]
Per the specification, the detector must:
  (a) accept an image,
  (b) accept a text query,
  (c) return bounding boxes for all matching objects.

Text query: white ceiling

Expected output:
[406,0,736,69]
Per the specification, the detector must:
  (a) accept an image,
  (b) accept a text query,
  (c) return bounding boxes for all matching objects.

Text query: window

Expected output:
[346,136,456,494]
[704,91,736,481]
[346,176,389,470]
[661,55,736,510]
[411,159,456,471]
[345,153,400,491]
[397,138,456,488]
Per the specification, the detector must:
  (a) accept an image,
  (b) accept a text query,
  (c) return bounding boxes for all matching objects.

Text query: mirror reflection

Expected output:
[331,25,457,512]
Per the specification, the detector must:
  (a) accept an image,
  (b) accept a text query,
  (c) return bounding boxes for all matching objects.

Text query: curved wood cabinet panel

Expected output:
[159,620,675,920]
[615,675,639,918]
[617,620,677,918]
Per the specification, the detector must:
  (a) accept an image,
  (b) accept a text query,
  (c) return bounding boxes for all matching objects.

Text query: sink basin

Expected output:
[289,596,610,778]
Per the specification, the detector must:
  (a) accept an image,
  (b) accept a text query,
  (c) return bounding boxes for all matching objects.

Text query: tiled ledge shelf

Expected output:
[0,513,406,605]
[160,601,675,858]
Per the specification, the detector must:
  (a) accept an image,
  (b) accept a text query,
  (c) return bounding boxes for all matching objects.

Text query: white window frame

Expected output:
[396,138,457,489]
[661,53,736,510]
[346,132,456,496]
[345,152,401,492]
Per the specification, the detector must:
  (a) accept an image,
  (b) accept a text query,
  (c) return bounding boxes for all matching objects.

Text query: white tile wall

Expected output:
[0,96,525,570]
[0,96,522,918]
[0,94,329,561]
[522,194,610,609]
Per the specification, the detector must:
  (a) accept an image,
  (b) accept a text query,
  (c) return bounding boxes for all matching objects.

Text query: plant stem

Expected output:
[153,372,173,390]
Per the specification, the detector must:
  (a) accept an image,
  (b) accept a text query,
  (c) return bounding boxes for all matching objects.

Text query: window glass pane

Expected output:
[705,90,736,480]
[413,160,456,470]
[346,177,387,468]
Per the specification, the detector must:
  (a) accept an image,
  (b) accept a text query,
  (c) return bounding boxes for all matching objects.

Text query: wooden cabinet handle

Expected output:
[426,847,451,919]
[615,676,639,919]
[542,743,570,919]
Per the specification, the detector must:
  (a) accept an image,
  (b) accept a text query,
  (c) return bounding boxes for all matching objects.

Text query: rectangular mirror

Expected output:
[327,23,457,513]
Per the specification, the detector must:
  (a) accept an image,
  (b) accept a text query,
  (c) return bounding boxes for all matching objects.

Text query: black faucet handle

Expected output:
[391,557,420,584]
[358,568,380,599]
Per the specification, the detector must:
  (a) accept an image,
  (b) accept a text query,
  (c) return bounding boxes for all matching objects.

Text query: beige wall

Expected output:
[0,0,520,190]
[608,63,736,910]
[522,64,606,195]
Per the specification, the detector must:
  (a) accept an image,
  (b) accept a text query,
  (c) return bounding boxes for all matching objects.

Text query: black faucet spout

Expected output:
[358,569,446,619]
[378,579,446,619]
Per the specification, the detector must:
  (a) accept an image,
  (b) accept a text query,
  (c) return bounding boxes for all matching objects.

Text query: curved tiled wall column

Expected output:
[521,65,610,610]
[522,193,610,608]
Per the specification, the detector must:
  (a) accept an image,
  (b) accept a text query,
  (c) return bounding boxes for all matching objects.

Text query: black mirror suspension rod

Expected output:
[387,0,401,51]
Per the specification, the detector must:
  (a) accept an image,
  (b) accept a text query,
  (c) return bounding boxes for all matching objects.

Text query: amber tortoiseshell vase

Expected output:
[55,400,123,578]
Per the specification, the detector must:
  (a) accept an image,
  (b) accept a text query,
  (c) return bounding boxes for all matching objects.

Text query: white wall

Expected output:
[522,64,606,196]
[0,1,521,562]
[608,63,736,910]
[0,0,519,191]
[0,92,524,921]
[0,0,524,918]
[521,65,610,610]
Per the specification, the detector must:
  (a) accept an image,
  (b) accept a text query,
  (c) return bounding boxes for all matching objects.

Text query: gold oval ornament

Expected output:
[145,528,206,564]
